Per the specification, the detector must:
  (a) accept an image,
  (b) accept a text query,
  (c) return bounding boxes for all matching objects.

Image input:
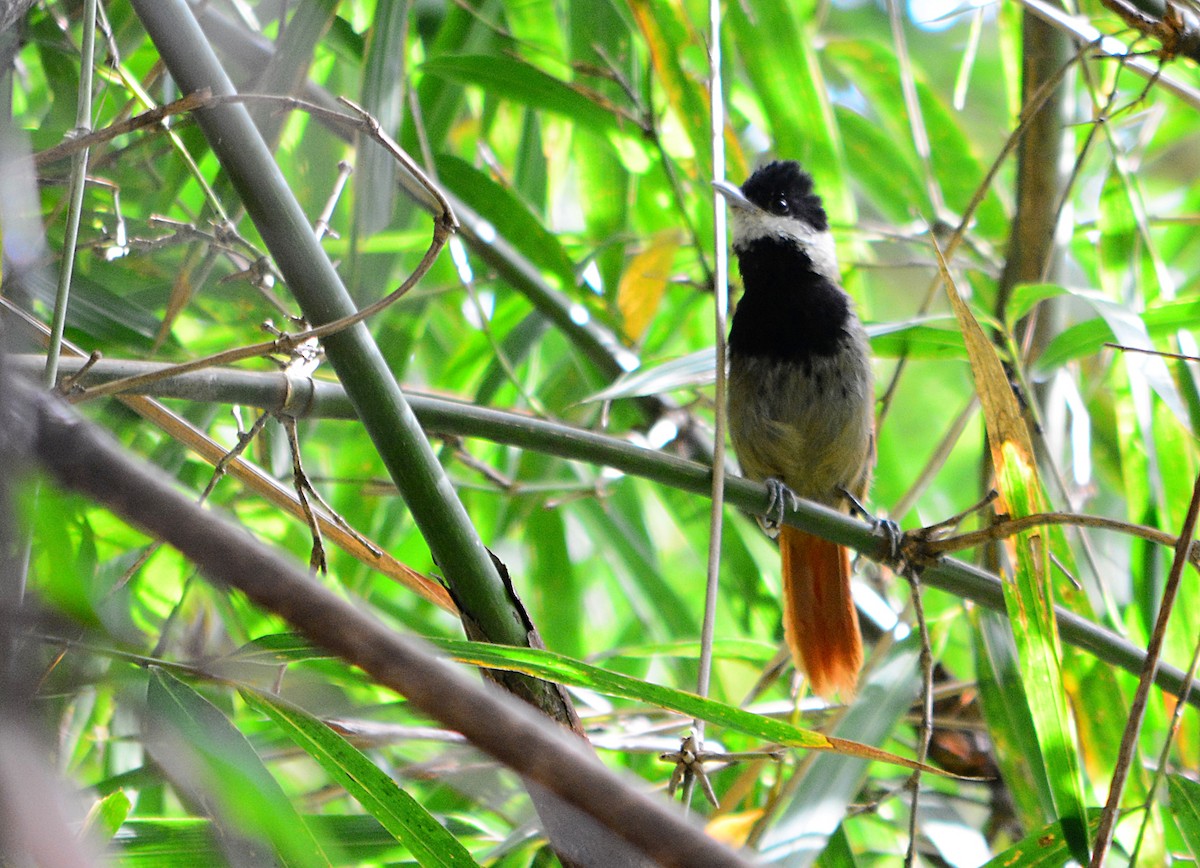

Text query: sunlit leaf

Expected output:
[941,261,1089,860]
[82,789,132,843]
[435,154,577,291]
[617,229,683,342]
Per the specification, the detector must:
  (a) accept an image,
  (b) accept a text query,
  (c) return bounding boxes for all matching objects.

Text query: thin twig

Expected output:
[903,568,934,868]
[33,89,213,168]
[1106,341,1200,363]
[688,0,730,811]
[283,415,327,572]
[1090,471,1200,865]
[313,160,353,241]
[912,509,1200,566]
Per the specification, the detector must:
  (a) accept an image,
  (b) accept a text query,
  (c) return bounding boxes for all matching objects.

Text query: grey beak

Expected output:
[712,179,755,212]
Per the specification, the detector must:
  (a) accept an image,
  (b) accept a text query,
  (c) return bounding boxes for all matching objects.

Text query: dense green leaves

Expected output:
[8,0,1200,864]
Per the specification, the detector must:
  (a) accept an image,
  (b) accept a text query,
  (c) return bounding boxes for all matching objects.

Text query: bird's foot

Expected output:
[838,485,902,565]
[760,478,800,538]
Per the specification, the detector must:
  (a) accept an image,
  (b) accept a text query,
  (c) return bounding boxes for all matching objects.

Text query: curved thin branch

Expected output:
[70,92,457,405]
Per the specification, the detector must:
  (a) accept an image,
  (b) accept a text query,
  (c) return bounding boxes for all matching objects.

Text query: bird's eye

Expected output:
[770,194,790,215]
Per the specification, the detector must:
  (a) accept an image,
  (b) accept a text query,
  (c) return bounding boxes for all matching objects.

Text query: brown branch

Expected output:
[33,89,214,169]
[1106,341,1200,363]
[1098,0,1200,63]
[910,510,1199,566]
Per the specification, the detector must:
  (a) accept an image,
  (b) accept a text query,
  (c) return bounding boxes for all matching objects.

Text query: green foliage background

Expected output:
[5,0,1200,864]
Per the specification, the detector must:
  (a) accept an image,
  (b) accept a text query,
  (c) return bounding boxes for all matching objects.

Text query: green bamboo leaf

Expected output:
[1033,291,1191,430]
[980,809,1102,867]
[427,637,950,775]
[1004,283,1069,329]
[997,440,1089,862]
[573,127,632,292]
[868,320,968,360]
[1170,774,1200,858]
[836,106,930,223]
[227,632,336,664]
[420,54,630,136]
[82,789,132,842]
[1097,166,1139,298]
[724,0,850,221]
[942,274,1089,860]
[974,610,1055,828]
[23,267,163,348]
[1036,296,1200,369]
[595,638,777,664]
[584,347,716,402]
[434,155,577,291]
[356,0,408,235]
[145,668,334,868]
[114,816,410,865]
[526,508,583,658]
[505,0,566,60]
[826,38,1007,237]
[814,826,857,867]
[240,690,479,868]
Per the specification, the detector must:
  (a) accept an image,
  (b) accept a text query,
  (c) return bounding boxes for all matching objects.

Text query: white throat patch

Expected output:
[730,207,841,285]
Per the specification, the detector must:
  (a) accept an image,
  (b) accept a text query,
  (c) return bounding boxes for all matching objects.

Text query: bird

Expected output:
[714,160,875,699]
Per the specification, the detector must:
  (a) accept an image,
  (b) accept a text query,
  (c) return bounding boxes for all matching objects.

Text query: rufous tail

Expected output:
[779,524,863,699]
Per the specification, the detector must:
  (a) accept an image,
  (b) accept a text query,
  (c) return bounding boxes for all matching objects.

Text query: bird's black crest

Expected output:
[740,161,828,232]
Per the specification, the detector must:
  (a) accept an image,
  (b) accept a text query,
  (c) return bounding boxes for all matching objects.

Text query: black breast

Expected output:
[727,237,851,363]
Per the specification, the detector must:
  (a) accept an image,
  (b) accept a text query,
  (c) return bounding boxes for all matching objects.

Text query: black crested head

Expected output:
[740,161,828,232]
[724,161,849,361]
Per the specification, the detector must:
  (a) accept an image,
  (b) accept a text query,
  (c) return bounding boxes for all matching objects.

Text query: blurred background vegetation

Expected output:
[3,0,1200,864]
